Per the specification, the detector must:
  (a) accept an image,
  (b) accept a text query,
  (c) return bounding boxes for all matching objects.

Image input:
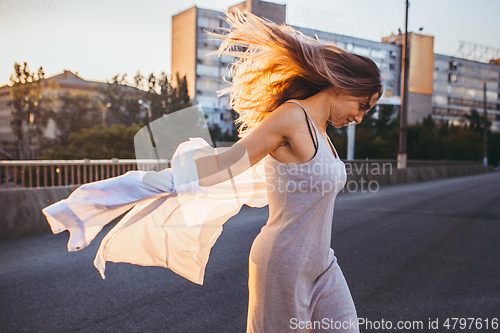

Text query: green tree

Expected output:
[133,70,145,90]
[327,126,347,159]
[333,105,399,160]
[9,62,55,158]
[170,73,191,112]
[326,105,499,164]
[374,105,398,135]
[208,123,222,147]
[143,72,192,121]
[464,109,491,133]
[40,124,140,159]
[406,115,444,160]
[488,132,500,167]
[51,92,101,145]
[442,126,483,161]
[98,74,145,126]
[145,72,171,119]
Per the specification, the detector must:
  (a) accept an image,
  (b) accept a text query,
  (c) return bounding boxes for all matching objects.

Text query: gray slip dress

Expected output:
[247,101,359,333]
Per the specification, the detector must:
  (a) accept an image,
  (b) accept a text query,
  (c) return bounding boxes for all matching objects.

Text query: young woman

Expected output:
[43,8,382,333]
[196,10,382,332]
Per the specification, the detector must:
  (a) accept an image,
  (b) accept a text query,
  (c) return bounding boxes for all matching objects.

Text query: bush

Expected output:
[40,124,141,159]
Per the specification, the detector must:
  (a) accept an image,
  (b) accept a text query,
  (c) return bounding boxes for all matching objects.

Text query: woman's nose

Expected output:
[354,114,363,124]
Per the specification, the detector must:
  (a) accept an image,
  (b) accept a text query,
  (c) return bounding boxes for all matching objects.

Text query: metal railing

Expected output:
[0,158,486,190]
[0,159,170,190]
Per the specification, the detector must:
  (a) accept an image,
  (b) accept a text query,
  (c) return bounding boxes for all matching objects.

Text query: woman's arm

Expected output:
[196,105,294,186]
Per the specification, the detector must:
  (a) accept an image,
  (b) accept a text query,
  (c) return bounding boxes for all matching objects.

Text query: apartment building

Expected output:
[432,55,500,131]
[382,32,500,131]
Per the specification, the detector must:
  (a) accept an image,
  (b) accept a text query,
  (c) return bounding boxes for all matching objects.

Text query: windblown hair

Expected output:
[208,9,383,137]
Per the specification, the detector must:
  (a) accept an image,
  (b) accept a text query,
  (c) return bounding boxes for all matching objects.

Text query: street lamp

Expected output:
[138,99,152,122]
[398,0,410,169]
[102,102,111,127]
[138,99,160,167]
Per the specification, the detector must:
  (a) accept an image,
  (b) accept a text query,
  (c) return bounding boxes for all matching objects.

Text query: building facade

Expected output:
[432,54,500,131]
[382,32,500,131]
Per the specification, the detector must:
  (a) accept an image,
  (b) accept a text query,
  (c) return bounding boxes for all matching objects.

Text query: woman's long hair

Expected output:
[208,9,383,137]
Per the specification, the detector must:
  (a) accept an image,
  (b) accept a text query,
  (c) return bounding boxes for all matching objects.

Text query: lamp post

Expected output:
[138,99,160,168]
[102,102,111,127]
[483,78,488,166]
[138,99,152,123]
[398,0,410,169]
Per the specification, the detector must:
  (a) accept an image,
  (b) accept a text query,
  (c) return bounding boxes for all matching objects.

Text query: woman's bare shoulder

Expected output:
[236,101,307,165]
[261,101,307,135]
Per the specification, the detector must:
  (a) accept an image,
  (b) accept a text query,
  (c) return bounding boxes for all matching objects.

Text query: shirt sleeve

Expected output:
[43,137,268,285]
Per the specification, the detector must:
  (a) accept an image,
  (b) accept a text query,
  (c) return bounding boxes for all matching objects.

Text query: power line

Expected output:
[455,40,500,63]
[412,0,456,54]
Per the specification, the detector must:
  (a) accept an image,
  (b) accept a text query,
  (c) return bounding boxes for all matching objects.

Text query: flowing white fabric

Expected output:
[42,138,268,285]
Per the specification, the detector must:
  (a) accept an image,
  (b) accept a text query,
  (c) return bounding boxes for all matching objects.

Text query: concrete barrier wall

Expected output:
[0,165,496,240]
[0,186,74,240]
[345,164,495,192]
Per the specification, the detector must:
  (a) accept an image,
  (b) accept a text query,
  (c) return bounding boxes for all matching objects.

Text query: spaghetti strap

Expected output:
[284,101,318,155]
[284,100,340,160]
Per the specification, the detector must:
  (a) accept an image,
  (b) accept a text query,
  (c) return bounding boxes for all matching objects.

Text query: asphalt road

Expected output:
[1,172,499,333]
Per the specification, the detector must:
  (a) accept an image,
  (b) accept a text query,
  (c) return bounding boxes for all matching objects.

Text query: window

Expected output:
[207,112,219,123]
[434,83,448,92]
[449,61,458,71]
[220,54,234,65]
[371,49,386,59]
[486,80,499,91]
[448,73,458,83]
[221,112,233,123]
[487,91,497,100]
[218,97,230,110]
[450,86,464,95]
[196,78,220,92]
[434,72,448,81]
[389,64,396,70]
[353,45,370,56]
[197,16,208,29]
[433,95,447,105]
[196,64,219,78]
[197,96,219,110]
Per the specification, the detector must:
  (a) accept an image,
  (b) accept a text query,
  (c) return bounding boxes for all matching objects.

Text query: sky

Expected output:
[1,0,499,87]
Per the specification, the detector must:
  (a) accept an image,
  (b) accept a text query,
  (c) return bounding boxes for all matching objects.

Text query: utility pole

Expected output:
[102,103,111,127]
[347,125,355,160]
[483,79,488,166]
[398,0,410,169]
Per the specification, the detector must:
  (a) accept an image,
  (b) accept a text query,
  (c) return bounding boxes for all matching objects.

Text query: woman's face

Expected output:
[327,90,380,129]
